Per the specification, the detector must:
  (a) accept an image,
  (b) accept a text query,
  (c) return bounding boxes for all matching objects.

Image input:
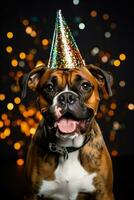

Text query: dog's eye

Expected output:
[81,82,92,91]
[46,83,54,92]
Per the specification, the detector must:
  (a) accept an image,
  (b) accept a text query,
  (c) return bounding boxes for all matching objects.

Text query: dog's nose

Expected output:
[58,92,77,105]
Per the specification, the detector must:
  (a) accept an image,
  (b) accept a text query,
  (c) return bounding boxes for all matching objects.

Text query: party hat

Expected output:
[47,10,85,69]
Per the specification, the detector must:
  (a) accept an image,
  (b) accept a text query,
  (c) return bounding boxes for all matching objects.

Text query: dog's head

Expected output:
[19,64,112,139]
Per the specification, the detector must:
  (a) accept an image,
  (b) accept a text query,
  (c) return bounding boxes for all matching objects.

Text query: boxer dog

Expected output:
[21,64,114,200]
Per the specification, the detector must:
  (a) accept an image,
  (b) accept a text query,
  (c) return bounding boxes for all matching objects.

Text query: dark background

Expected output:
[0,0,134,199]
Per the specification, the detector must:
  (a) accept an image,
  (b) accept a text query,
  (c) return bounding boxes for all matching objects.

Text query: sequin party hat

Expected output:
[47,10,85,69]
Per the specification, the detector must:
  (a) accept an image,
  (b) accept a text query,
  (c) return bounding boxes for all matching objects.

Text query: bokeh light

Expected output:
[113,59,121,67]
[119,53,126,61]
[22,19,29,26]
[79,22,85,30]
[26,26,32,34]
[7,32,14,39]
[16,158,24,166]
[111,150,118,157]
[102,13,109,20]
[19,52,26,60]
[105,31,111,38]
[6,46,13,53]
[30,30,37,37]
[0,121,4,128]
[119,80,126,87]
[42,39,49,46]
[0,94,6,101]
[73,0,79,5]
[11,59,18,67]
[91,47,99,56]
[14,97,21,104]
[14,142,21,150]
[4,128,11,137]
[7,103,14,110]
[90,10,97,18]
[128,104,134,110]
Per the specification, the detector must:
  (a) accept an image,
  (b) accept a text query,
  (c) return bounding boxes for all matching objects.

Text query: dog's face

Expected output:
[20,64,112,139]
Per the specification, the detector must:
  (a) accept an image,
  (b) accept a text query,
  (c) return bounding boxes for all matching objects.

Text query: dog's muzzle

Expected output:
[50,91,94,136]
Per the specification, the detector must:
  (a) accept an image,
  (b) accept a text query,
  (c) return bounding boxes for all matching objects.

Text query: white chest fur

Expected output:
[38,151,96,200]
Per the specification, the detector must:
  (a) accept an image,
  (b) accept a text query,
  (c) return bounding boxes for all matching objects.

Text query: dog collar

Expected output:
[48,132,92,160]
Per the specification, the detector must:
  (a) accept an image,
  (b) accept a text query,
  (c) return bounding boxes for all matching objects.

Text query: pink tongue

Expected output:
[57,118,78,134]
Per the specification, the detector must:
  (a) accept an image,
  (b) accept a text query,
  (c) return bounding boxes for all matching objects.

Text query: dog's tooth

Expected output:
[54,122,58,127]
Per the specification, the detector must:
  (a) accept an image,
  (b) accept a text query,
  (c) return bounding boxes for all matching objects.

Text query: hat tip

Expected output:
[57,9,62,15]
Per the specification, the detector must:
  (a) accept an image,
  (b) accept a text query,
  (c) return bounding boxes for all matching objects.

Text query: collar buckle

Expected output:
[49,143,68,160]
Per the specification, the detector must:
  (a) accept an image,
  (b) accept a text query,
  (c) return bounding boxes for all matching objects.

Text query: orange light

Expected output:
[14,97,21,104]
[6,46,13,53]
[0,94,5,101]
[0,121,4,128]
[19,52,26,60]
[27,108,36,116]
[4,120,11,126]
[111,150,118,157]
[26,53,34,61]
[4,128,11,136]
[30,128,36,135]
[42,39,49,46]
[23,111,29,118]
[16,119,22,126]
[36,111,43,121]
[11,59,18,67]
[128,104,134,110]
[119,53,126,61]
[113,59,121,67]
[20,121,30,135]
[108,110,114,116]
[110,103,117,110]
[18,104,26,113]
[1,113,8,120]
[0,133,6,139]
[14,142,21,150]
[30,30,37,37]
[26,26,32,34]
[16,158,24,166]
[36,60,45,66]
[27,118,35,126]
[90,10,97,17]
[7,32,13,39]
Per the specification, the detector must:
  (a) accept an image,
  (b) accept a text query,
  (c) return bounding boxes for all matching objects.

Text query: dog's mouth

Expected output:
[54,113,91,135]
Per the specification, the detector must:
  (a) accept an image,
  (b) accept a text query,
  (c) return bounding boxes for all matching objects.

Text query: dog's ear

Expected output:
[19,64,46,98]
[87,64,113,98]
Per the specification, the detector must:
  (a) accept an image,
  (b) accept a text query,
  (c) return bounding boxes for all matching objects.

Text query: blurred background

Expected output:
[0,0,134,199]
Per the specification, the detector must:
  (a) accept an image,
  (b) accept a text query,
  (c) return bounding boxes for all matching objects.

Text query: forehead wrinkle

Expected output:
[67,68,95,87]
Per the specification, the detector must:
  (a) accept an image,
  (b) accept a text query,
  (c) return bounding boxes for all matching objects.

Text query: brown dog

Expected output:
[20,63,114,200]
